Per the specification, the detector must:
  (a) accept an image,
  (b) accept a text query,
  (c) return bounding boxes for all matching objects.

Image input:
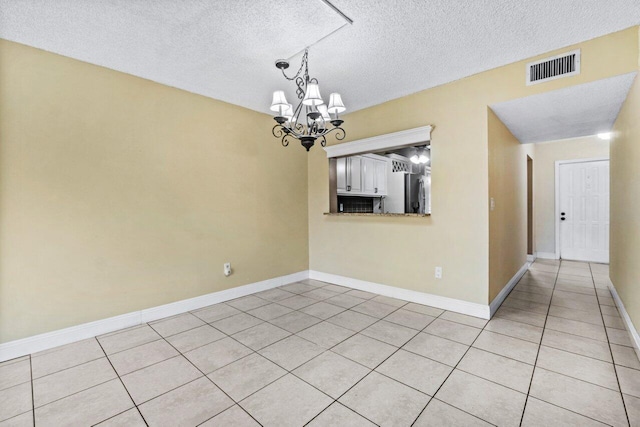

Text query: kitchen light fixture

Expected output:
[270,49,346,151]
[410,146,430,164]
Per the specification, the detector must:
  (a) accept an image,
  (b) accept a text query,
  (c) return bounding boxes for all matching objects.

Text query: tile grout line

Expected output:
[183,290,390,426]
[176,300,568,382]
[94,337,150,427]
[517,261,628,427]
[301,301,420,426]
[522,263,628,426]
[135,282,372,423]
[145,323,266,427]
[90,407,144,427]
[300,298,436,425]
[589,262,632,427]
[518,262,561,427]
[408,298,499,426]
[145,320,276,426]
[497,311,628,349]
[297,300,414,426]
[30,376,118,413]
[27,353,115,383]
[29,354,35,426]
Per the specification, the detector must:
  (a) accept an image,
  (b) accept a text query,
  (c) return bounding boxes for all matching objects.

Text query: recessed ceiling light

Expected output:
[597,132,612,140]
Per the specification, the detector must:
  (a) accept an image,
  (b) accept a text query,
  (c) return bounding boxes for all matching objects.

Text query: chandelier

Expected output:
[270,49,346,151]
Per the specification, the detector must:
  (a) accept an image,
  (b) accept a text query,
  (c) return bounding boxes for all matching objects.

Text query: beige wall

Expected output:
[308,27,639,305]
[611,72,640,329]
[488,109,533,302]
[0,40,309,343]
[533,135,610,255]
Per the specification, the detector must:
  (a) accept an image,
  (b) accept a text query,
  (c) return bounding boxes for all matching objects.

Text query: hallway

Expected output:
[494,259,636,426]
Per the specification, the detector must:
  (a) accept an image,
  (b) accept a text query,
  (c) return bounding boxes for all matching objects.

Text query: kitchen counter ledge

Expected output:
[323,212,430,217]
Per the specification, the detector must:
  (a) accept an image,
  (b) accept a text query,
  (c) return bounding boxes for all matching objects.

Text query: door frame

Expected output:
[554,157,610,260]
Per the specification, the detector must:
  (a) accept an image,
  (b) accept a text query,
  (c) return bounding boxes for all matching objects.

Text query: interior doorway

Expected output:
[556,158,610,263]
[527,156,533,256]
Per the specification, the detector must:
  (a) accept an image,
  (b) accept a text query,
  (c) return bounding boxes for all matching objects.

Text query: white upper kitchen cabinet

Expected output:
[349,156,363,193]
[337,156,363,193]
[362,157,376,194]
[336,157,347,192]
[337,154,388,196]
[374,159,387,195]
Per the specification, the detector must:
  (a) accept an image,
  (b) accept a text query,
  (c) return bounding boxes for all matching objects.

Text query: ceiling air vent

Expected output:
[526,49,580,86]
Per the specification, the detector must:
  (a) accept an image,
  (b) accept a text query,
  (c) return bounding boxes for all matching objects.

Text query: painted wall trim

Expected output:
[0,271,309,362]
[536,252,560,259]
[554,157,610,260]
[323,125,433,158]
[489,262,531,317]
[536,252,560,260]
[609,281,640,358]
[309,270,490,319]
[527,253,537,262]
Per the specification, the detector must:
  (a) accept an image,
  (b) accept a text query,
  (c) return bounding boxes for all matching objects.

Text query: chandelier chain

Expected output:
[280,49,309,82]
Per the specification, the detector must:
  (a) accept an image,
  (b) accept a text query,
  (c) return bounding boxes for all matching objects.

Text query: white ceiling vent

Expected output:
[526,49,580,85]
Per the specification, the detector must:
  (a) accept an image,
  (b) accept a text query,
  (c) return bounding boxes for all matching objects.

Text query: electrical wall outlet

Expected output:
[224,263,232,277]
[435,266,442,279]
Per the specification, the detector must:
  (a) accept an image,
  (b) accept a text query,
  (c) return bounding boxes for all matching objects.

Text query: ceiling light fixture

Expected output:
[597,132,612,140]
[410,146,430,164]
[270,49,346,151]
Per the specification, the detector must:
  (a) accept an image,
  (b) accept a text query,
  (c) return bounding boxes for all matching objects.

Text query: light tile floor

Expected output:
[1,260,638,426]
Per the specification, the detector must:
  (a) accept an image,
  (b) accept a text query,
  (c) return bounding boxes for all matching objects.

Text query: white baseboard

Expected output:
[536,252,559,260]
[489,262,531,317]
[526,253,537,262]
[0,271,309,362]
[309,270,490,319]
[608,281,640,358]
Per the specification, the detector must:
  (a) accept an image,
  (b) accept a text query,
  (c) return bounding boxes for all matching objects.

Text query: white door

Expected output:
[559,160,609,263]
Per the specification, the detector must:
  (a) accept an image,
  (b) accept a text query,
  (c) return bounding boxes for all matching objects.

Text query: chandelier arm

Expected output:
[281,135,290,147]
[292,98,305,123]
[280,123,306,140]
[272,124,286,138]
[324,126,346,141]
[319,135,327,147]
[273,123,304,140]
[287,128,305,139]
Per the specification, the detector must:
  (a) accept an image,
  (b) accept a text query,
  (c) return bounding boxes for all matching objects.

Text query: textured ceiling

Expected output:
[491,73,637,143]
[1,1,639,114]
